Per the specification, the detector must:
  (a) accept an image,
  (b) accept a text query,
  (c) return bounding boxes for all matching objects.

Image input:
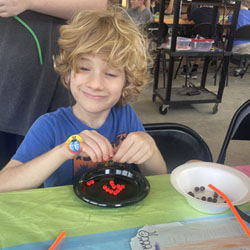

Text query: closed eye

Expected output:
[106,73,117,77]
[80,67,90,71]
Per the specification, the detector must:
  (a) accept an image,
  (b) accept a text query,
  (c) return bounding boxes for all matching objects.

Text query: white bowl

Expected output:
[170,162,250,214]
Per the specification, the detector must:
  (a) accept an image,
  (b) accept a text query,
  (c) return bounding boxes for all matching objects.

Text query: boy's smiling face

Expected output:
[70,54,126,119]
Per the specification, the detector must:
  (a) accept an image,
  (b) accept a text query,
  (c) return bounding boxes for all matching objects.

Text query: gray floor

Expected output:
[131,62,250,167]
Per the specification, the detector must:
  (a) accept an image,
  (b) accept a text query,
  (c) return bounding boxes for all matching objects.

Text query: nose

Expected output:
[86,72,104,90]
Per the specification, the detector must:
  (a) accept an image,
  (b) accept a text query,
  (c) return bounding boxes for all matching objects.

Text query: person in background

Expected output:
[228,0,250,75]
[186,2,199,14]
[180,5,219,79]
[165,0,175,15]
[0,0,108,170]
[150,0,174,15]
[0,8,167,192]
[127,0,153,26]
[150,0,161,14]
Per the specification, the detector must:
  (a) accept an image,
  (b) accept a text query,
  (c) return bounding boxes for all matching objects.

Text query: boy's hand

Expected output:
[0,0,30,17]
[77,130,113,163]
[112,131,155,165]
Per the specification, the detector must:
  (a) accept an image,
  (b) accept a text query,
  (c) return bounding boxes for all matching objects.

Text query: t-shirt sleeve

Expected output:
[147,9,154,23]
[127,105,145,132]
[12,115,55,163]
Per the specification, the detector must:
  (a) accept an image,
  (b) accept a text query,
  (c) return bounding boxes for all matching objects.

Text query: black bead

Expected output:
[207,197,212,202]
[201,196,206,201]
[188,191,195,197]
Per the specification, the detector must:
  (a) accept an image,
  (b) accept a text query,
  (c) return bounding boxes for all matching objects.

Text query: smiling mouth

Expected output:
[81,90,105,100]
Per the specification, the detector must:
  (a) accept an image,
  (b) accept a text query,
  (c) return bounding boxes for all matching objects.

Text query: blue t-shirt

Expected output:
[13,105,145,187]
[188,7,219,24]
[228,9,250,46]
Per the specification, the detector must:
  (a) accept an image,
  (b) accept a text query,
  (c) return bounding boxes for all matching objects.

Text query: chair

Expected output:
[215,25,250,82]
[147,22,169,74]
[217,99,250,164]
[144,123,213,173]
[147,22,169,45]
[230,25,250,78]
[147,21,169,53]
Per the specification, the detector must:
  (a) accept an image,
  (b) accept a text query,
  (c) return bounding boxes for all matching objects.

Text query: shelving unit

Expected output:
[152,0,241,115]
[163,0,235,14]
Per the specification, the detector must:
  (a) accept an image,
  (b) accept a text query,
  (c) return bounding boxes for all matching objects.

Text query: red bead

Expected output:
[91,180,95,185]
[103,185,108,190]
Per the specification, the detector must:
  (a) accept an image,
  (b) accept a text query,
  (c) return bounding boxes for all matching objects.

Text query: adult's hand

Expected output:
[0,0,29,17]
[0,0,108,19]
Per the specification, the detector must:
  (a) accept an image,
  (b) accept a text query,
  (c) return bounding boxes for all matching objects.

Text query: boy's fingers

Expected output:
[80,130,113,161]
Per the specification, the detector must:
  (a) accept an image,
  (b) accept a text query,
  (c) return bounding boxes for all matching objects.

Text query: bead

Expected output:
[188,191,194,197]
[207,197,213,202]
[213,192,218,198]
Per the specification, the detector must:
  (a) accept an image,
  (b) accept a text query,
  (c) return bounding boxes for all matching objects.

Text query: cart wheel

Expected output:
[159,105,168,115]
[213,103,219,114]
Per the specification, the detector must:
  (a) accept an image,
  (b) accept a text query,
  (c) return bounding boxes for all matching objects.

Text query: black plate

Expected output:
[73,166,150,208]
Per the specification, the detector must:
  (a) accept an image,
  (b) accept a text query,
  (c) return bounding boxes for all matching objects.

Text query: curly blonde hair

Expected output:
[54,8,150,106]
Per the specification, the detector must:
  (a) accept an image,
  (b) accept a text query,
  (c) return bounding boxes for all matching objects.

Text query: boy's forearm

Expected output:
[0,143,72,192]
[28,0,108,19]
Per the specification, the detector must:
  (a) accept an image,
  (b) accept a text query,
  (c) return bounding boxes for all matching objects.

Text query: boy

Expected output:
[127,0,153,26]
[228,0,250,53]
[0,9,167,192]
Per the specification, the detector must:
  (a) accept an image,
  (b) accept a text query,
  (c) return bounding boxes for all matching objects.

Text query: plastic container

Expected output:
[168,36,191,50]
[190,38,214,51]
[170,162,250,214]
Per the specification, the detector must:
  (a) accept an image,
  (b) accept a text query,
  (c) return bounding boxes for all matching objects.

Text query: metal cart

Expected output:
[153,0,241,115]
